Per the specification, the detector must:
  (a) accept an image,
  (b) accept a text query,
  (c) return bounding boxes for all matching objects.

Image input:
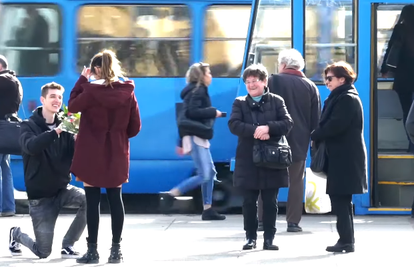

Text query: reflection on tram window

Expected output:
[247,3,292,75]
[377,5,406,79]
[77,5,191,77]
[305,0,356,82]
[204,5,251,77]
[0,4,62,76]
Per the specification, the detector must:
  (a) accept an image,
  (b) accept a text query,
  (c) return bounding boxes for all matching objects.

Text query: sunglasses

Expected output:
[325,76,335,82]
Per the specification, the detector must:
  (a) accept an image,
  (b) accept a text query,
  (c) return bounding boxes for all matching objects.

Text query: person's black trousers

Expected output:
[242,188,279,240]
[329,194,355,244]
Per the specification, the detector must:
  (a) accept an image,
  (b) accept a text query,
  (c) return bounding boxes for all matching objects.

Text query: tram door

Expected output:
[371,2,414,211]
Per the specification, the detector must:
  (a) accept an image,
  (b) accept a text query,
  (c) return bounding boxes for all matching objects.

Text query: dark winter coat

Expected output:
[228,89,294,190]
[177,83,217,141]
[381,23,414,94]
[311,84,368,195]
[68,76,141,188]
[268,69,321,162]
[19,107,75,199]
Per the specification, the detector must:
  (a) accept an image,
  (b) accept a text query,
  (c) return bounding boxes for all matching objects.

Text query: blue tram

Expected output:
[239,0,414,215]
[0,0,412,215]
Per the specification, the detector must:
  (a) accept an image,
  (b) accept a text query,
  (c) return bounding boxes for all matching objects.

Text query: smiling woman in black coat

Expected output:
[228,64,293,251]
[311,61,367,253]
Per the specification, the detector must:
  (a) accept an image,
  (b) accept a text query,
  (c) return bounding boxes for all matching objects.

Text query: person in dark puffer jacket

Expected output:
[228,64,293,251]
[0,55,22,217]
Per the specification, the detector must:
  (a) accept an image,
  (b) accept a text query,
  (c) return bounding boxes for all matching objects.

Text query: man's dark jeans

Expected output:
[14,185,86,258]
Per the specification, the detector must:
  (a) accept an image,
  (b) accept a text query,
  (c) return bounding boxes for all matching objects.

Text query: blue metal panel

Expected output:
[292,0,303,52]
[357,0,373,209]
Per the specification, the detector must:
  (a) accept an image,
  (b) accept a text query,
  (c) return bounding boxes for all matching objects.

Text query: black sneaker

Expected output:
[201,208,226,220]
[287,222,303,232]
[159,192,175,213]
[61,246,81,259]
[9,227,22,256]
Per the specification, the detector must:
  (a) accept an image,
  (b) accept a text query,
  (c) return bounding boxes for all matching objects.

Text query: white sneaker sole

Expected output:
[10,251,22,256]
[61,254,81,259]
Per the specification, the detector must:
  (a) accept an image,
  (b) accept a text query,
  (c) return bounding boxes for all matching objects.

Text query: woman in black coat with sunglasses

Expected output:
[311,61,367,253]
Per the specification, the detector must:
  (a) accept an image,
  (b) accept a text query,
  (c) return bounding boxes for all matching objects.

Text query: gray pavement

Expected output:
[0,214,412,266]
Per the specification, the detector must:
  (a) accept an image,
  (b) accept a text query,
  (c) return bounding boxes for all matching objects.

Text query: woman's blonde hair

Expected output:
[90,49,126,87]
[185,62,210,87]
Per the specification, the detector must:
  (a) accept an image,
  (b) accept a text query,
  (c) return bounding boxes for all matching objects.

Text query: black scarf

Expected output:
[319,83,358,125]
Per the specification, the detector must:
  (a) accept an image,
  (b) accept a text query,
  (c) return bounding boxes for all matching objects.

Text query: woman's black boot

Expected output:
[108,242,123,263]
[76,238,99,264]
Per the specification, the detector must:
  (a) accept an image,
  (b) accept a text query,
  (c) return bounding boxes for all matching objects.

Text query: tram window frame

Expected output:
[0,4,62,77]
[303,0,358,84]
[76,4,192,78]
[203,4,252,78]
[244,2,293,76]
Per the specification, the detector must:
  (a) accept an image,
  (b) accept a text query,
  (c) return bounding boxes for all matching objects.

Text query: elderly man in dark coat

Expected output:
[267,48,321,233]
[228,64,293,251]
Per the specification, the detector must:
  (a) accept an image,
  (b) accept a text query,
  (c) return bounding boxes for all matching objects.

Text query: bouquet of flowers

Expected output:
[57,104,81,134]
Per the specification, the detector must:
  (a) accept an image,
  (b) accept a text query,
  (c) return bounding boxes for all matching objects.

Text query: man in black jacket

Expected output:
[0,55,22,217]
[9,82,86,259]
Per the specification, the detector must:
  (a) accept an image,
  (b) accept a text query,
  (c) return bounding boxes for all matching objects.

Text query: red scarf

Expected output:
[280,68,306,77]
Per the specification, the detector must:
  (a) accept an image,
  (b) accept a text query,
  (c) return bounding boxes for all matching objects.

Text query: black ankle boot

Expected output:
[76,239,99,264]
[326,242,354,253]
[263,239,279,250]
[108,242,123,263]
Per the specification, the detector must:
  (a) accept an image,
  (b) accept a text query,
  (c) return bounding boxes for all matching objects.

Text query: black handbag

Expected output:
[0,114,22,155]
[310,141,327,173]
[175,102,213,133]
[251,111,292,169]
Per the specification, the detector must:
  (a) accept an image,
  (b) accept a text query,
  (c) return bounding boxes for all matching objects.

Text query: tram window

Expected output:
[204,5,251,77]
[77,5,191,77]
[304,0,356,82]
[377,5,406,79]
[0,4,62,76]
[247,3,292,75]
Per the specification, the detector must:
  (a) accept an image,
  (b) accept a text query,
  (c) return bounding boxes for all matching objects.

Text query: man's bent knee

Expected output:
[37,249,52,259]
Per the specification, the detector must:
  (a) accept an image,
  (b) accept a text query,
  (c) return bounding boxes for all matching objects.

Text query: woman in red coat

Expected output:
[68,50,141,264]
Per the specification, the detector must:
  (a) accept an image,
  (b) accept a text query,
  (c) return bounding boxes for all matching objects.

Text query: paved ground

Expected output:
[0,213,411,266]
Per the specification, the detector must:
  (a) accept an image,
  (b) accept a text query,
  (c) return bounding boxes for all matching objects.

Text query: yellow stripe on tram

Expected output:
[378,181,414,185]
[378,155,414,159]
[368,208,412,211]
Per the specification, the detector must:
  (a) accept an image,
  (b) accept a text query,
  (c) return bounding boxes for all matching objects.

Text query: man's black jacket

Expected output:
[19,107,75,199]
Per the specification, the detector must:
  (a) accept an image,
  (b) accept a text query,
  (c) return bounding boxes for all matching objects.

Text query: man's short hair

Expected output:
[41,82,65,98]
[0,55,8,70]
